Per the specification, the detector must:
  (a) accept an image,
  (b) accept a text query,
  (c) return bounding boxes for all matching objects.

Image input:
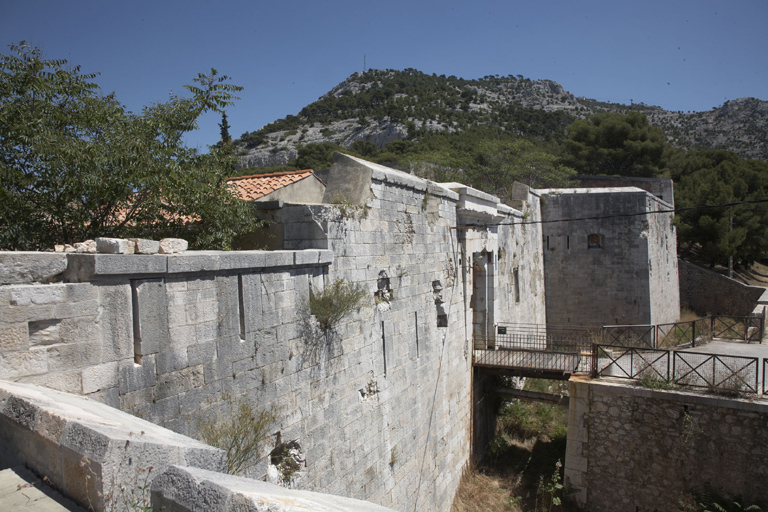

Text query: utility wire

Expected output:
[486,198,768,227]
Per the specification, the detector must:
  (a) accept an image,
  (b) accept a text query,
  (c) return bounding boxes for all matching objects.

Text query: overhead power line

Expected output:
[501,198,768,227]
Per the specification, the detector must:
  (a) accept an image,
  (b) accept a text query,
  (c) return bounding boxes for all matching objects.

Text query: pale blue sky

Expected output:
[2,0,766,149]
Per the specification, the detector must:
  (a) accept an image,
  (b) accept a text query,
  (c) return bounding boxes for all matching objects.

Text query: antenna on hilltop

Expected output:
[364,54,366,72]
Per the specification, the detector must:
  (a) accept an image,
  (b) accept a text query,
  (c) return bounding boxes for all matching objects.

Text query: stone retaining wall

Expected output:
[565,378,768,511]
[679,259,766,316]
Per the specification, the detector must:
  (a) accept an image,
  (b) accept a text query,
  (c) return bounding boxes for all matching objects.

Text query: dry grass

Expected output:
[451,379,574,512]
[451,464,522,512]
[679,308,700,322]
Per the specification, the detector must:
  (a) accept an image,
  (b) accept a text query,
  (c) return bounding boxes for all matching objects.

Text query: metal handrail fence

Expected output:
[656,321,696,348]
[594,345,670,380]
[595,344,759,394]
[764,358,768,396]
[599,314,761,349]
[602,324,656,348]
[673,351,758,394]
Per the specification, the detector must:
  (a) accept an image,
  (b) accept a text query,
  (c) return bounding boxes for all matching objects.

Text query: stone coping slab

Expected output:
[63,250,333,281]
[0,253,68,285]
[0,380,225,511]
[152,465,397,512]
[575,376,768,413]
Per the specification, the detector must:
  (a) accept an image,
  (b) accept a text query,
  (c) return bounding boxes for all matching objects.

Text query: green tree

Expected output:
[672,149,768,268]
[563,112,668,177]
[295,142,347,170]
[219,111,232,144]
[472,139,575,194]
[0,42,258,250]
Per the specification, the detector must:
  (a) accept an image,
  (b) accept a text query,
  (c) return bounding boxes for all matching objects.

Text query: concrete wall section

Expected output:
[565,378,768,512]
[540,188,679,327]
[679,259,766,317]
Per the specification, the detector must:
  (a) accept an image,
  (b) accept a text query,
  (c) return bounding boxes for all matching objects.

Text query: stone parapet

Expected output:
[0,379,225,511]
[62,250,332,281]
[152,465,396,512]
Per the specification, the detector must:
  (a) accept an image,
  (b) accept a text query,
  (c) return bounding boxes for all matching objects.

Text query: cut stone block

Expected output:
[95,238,135,254]
[159,238,188,254]
[132,238,160,255]
[0,252,67,285]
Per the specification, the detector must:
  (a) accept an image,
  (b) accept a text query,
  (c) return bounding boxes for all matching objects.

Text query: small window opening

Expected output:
[237,274,246,341]
[588,234,604,249]
[513,268,520,304]
[567,236,570,250]
[130,279,141,365]
[381,321,387,375]
[414,312,420,358]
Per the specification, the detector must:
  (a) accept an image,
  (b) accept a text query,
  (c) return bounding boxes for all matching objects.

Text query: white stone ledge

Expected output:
[0,252,69,285]
[587,377,768,413]
[0,379,225,511]
[62,250,333,281]
[152,465,397,512]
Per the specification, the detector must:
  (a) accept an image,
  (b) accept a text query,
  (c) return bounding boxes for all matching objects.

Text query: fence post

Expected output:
[692,320,696,348]
[591,343,598,378]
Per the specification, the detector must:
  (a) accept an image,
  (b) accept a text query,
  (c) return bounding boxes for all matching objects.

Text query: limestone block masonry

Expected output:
[0,379,395,512]
[565,378,768,511]
[540,187,679,327]
[0,154,550,511]
[678,259,766,316]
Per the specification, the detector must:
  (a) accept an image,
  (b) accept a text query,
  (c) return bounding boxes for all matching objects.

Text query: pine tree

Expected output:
[219,112,232,144]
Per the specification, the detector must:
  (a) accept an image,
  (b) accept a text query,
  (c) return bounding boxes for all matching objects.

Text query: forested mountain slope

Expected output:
[235,69,768,169]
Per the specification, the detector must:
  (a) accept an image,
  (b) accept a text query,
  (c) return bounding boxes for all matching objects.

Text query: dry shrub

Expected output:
[308,278,368,332]
[197,393,275,476]
[451,464,522,512]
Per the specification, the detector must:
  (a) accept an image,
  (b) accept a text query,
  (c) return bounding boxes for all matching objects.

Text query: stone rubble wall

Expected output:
[565,378,768,512]
[678,259,766,317]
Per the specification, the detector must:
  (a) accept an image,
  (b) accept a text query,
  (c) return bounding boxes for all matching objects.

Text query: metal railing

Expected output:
[480,316,764,386]
[595,344,759,394]
[602,324,655,348]
[600,314,761,349]
[764,358,768,396]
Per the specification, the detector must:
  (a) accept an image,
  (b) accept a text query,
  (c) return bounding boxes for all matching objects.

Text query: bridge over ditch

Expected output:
[473,313,766,384]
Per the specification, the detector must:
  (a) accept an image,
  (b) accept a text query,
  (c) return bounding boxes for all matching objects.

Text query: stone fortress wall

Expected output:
[539,187,679,327]
[0,153,548,511]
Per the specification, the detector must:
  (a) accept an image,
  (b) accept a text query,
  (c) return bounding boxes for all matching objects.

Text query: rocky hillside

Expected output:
[235,69,767,169]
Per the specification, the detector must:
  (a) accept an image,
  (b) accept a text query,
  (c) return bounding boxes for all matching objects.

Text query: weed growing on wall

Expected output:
[678,483,763,512]
[308,278,368,333]
[637,363,674,390]
[196,393,275,476]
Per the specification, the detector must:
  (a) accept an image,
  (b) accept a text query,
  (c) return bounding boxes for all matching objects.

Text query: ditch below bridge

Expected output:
[471,315,768,511]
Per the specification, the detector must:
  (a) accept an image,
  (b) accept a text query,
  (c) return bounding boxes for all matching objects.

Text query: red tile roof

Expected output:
[226,169,321,201]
